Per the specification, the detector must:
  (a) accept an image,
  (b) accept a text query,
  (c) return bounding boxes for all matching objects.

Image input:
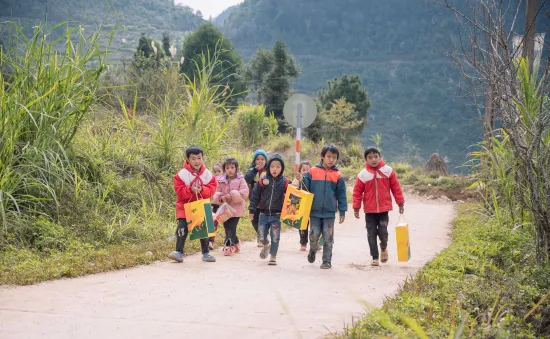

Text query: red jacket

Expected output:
[352,160,405,213]
[174,162,217,219]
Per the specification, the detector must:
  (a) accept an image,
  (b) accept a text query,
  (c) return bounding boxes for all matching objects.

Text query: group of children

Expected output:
[168,144,405,268]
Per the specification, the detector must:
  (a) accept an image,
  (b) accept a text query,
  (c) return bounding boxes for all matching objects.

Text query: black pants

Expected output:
[224,217,240,246]
[252,210,260,238]
[299,225,309,245]
[365,212,389,260]
[175,218,209,254]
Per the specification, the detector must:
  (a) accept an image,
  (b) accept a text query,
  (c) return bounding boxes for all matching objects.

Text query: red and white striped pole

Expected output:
[295,103,303,172]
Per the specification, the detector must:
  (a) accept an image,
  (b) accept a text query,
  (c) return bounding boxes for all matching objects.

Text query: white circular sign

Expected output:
[283,94,317,128]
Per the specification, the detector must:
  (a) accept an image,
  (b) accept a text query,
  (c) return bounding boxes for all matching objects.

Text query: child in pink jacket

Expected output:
[212,158,249,256]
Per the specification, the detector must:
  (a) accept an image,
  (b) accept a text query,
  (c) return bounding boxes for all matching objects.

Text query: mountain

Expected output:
[0,0,205,61]
[221,0,547,169]
[214,5,238,27]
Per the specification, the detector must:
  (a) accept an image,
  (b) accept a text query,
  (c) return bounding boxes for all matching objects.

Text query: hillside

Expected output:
[0,0,205,61]
[214,5,238,27]
[220,0,540,168]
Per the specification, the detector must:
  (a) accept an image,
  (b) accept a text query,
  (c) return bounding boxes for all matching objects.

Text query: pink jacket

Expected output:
[212,173,249,217]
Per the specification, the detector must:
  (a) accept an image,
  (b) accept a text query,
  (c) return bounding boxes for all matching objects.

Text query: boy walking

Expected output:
[249,154,289,266]
[301,145,347,269]
[352,147,405,266]
[168,146,217,263]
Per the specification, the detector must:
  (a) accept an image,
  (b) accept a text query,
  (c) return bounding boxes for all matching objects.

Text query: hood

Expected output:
[315,161,339,171]
[366,159,386,170]
[267,154,285,178]
[184,160,205,175]
[250,149,268,167]
[217,172,244,183]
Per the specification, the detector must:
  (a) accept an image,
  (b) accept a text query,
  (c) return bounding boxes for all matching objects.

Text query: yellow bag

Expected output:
[281,185,314,230]
[395,215,411,262]
[184,199,216,240]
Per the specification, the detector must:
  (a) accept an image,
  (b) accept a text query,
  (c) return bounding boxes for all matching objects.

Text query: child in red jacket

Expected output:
[168,146,217,263]
[352,147,405,267]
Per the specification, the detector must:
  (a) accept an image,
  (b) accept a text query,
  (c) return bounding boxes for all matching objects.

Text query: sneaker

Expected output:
[320,262,331,269]
[381,249,388,263]
[371,259,380,266]
[208,242,214,251]
[223,246,235,256]
[168,251,183,263]
[268,256,277,265]
[235,241,241,253]
[260,243,270,259]
[257,239,263,248]
[202,253,216,262]
[300,244,307,251]
[307,250,316,263]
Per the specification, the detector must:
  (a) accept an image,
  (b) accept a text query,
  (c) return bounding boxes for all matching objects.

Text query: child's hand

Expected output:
[295,172,302,181]
[399,204,404,214]
[339,215,345,224]
[225,195,232,203]
[221,196,227,203]
[354,209,360,219]
[249,214,254,221]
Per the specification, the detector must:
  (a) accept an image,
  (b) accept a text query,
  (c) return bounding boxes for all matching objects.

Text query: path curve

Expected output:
[0,198,454,339]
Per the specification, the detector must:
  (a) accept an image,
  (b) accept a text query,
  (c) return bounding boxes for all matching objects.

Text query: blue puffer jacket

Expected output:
[303,162,348,218]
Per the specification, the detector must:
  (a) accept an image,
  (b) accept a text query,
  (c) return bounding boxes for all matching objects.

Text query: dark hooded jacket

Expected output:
[248,154,289,216]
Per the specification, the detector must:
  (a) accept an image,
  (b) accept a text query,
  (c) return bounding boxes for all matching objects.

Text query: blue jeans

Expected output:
[258,214,282,257]
[309,217,335,263]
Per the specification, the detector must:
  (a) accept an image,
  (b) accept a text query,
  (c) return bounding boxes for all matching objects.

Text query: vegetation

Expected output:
[180,23,246,106]
[0,22,253,285]
[338,205,550,338]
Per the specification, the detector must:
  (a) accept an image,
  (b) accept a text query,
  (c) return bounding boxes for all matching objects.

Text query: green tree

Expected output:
[317,74,371,134]
[162,32,171,58]
[319,99,364,144]
[245,44,299,100]
[133,33,165,71]
[180,23,246,106]
[256,40,299,130]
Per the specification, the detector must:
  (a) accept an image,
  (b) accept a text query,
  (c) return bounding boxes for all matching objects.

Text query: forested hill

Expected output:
[0,0,204,31]
[220,0,529,168]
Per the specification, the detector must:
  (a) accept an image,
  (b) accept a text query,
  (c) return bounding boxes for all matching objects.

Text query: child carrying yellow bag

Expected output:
[395,215,411,262]
[281,185,314,231]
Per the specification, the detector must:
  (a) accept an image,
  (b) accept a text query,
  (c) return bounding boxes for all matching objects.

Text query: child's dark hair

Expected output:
[186,146,204,158]
[298,161,312,172]
[223,158,239,171]
[364,147,381,158]
[321,144,340,159]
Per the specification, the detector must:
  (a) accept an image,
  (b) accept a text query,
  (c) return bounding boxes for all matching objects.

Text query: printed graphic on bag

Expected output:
[281,185,314,231]
[185,199,216,240]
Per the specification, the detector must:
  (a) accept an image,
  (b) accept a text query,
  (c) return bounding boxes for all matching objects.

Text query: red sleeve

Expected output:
[201,176,217,199]
[352,177,365,210]
[390,172,405,205]
[174,174,193,201]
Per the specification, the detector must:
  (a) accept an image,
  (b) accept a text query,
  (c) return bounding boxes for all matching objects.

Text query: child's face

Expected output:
[322,151,338,169]
[213,166,223,177]
[300,164,311,176]
[366,152,381,168]
[255,155,266,169]
[269,161,282,177]
[187,153,203,171]
[225,164,237,178]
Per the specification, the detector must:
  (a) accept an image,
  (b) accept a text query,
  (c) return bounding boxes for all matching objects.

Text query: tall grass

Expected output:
[0,22,111,235]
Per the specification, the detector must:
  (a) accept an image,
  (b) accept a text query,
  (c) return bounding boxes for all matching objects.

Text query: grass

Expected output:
[0,217,259,285]
[336,204,550,338]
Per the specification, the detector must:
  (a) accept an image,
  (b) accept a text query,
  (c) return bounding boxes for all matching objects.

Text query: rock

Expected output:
[464,274,478,279]
[456,200,465,204]
[427,195,435,200]
[428,184,432,187]
[146,251,153,257]
[440,195,452,202]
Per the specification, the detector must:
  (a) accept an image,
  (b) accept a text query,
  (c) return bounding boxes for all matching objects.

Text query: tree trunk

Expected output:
[523,0,537,70]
